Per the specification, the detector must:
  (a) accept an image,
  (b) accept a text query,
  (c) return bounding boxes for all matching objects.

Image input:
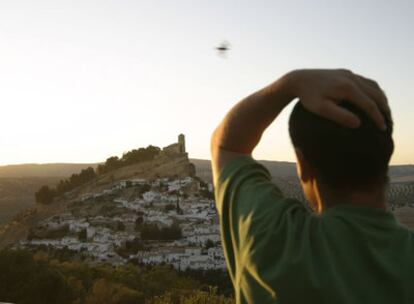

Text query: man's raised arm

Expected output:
[211,69,389,184]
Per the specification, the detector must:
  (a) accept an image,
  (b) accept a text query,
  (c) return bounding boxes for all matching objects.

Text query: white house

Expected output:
[143,191,161,203]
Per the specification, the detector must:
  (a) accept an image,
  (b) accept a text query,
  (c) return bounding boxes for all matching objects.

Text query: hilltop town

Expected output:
[19,175,224,270]
[2,135,226,271]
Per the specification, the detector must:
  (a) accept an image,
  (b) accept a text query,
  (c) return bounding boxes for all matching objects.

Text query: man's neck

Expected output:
[320,188,387,212]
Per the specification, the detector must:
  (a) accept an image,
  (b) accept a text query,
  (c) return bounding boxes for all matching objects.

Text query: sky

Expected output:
[0,0,413,165]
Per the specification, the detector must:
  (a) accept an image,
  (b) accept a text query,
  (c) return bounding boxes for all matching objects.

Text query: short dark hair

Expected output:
[288,101,394,192]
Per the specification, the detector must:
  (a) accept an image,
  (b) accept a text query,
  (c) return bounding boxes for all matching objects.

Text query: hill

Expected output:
[389,165,414,182]
[0,177,63,224]
[0,135,196,247]
[0,163,98,178]
[0,164,98,225]
[1,159,412,182]
[191,158,414,182]
[191,158,297,181]
[0,156,413,232]
[190,158,414,229]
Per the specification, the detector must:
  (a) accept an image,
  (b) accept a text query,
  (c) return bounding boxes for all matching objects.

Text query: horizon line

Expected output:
[0,158,413,167]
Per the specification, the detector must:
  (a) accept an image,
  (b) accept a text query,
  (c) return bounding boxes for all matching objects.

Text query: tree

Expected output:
[37,167,97,203]
[139,183,151,195]
[0,249,233,304]
[96,164,107,175]
[135,216,144,231]
[121,145,161,166]
[105,156,121,171]
[78,229,87,242]
[56,179,71,194]
[164,204,176,213]
[35,185,56,204]
[140,224,160,240]
[147,288,234,304]
[116,238,144,258]
[96,145,161,176]
[68,167,97,189]
[139,223,182,241]
[78,167,97,184]
[160,223,182,240]
[0,249,73,304]
[85,279,143,304]
[116,221,125,231]
[204,239,215,249]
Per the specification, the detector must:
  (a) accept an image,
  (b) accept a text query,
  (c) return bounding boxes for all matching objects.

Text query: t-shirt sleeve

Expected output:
[215,156,310,302]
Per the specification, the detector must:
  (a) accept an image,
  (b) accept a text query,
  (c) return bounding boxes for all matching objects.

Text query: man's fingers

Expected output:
[354,75,391,114]
[343,84,387,130]
[318,102,361,128]
[355,74,382,92]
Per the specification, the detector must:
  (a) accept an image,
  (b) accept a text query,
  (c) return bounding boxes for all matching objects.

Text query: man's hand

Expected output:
[211,68,389,184]
[286,69,389,129]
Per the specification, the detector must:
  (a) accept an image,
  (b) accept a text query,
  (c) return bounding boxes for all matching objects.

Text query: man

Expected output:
[211,69,414,304]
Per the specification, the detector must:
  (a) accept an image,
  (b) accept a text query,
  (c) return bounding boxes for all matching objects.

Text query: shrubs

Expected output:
[147,288,234,304]
[164,203,176,213]
[35,185,56,204]
[97,145,161,175]
[139,223,182,241]
[85,278,144,304]
[116,238,144,258]
[0,249,234,304]
[35,145,161,205]
[35,167,97,205]
[28,225,70,240]
[0,249,73,304]
[78,229,87,242]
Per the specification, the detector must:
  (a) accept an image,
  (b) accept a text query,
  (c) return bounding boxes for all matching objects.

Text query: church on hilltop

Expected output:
[156,133,195,177]
[161,134,187,157]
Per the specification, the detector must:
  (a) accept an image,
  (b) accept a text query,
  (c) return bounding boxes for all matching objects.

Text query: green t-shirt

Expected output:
[215,156,414,304]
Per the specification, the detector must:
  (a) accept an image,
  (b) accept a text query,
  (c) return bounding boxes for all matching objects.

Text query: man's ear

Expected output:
[295,148,322,212]
[295,148,313,182]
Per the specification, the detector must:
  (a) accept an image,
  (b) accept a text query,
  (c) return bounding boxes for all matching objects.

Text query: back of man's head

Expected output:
[289,101,394,192]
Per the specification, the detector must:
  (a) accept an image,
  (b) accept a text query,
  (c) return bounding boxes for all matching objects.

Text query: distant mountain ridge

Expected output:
[0,163,98,178]
[0,176,63,225]
[190,159,414,183]
[0,160,413,182]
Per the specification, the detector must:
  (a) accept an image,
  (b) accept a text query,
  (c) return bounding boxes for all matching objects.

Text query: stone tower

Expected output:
[178,134,186,154]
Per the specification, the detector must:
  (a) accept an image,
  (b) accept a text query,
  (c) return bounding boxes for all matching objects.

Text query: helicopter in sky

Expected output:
[215,41,231,57]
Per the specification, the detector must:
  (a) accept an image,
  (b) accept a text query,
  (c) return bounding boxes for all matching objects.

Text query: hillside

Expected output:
[191,158,414,229]
[0,163,98,178]
[1,159,412,182]
[0,156,413,233]
[0,143,196,248]
[0,177,63,225]
[191,158,414,182]
[0,164,98,225]
[191,158,297,181]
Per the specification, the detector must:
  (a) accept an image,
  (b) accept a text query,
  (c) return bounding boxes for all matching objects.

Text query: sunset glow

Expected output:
[0,0,413,165]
